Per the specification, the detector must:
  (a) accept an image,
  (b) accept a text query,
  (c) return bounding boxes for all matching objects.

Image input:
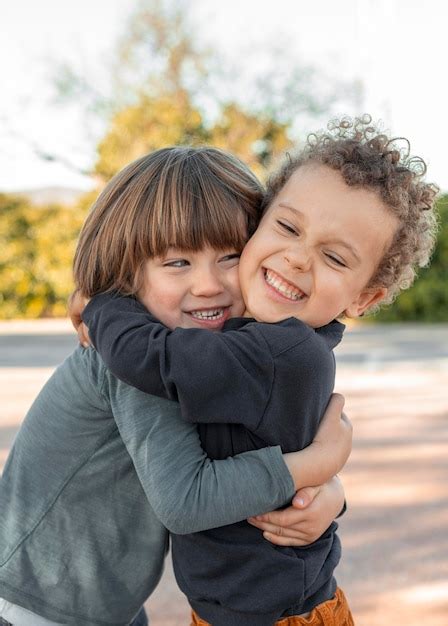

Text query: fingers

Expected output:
[247,508,323,547]
[248,515,322,547]
[68,289,91,348]
[247,519,309,541]
[316,393,346,434]
[78,322,91,348]
[329,392,345,412]
[292,485,321,509]
[248,504,308,527]
[341,411,353,432]
[67,290,78,314]
[248,519,285,535]
[262,532,311,547]
[67,290,90,333]
[68,292,82,333]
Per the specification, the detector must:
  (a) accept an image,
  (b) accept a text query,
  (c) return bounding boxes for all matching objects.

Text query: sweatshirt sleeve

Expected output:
[105,370,295,534]
[83,293,282,431]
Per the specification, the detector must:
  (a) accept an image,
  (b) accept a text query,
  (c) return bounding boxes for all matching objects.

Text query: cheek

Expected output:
[316,270,350,301]
[240,231,263,266]
[147,295,184,329]
[239,236,263,281]
[228,265,242,289]
[237,258,251,302]
[137,281,153,311]
[226,269,244,304]
[140,282,180,317]
[157,287,184,311]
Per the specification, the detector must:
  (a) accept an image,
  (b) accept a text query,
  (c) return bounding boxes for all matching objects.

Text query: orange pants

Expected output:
[191,587,354,625]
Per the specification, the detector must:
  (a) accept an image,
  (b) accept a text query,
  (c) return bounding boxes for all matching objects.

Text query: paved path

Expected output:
[0,320,447,625]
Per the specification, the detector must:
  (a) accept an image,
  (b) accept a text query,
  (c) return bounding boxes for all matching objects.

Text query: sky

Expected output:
[1,0,447,192]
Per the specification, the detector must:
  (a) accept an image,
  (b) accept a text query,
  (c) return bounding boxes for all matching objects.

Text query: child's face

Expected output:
[239,164,399,328]
[138,246,245,330]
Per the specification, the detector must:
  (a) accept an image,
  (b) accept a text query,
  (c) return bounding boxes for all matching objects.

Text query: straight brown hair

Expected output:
[73,146,263,296]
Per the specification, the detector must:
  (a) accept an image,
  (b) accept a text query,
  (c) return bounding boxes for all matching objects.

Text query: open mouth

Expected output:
[189,308,226,321]
[185,306,234,329]
[263,269,307,302]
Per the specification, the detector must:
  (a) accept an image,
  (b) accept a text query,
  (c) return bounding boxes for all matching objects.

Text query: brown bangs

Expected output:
[148,169,252,255]
[74,147,263,298]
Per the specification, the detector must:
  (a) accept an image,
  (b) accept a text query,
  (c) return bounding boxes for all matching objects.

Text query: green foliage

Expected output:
[0,194,87,318]
[208,104,292,180]
[95,95,292,183]
[374,195,448,322]
[95,93,207,181]
[7,1,442,321]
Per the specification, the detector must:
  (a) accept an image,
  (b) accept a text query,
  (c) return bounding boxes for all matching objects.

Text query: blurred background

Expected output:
[0,0,447,319]
[1,1,447,625]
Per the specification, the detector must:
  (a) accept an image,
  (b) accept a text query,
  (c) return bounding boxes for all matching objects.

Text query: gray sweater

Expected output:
[0,347,295,626]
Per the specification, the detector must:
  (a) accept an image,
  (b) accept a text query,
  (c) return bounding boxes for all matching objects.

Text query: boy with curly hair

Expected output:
[83,116,439,625]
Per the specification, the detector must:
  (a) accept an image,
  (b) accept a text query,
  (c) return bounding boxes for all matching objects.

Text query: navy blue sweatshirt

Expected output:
[83,294,345,626]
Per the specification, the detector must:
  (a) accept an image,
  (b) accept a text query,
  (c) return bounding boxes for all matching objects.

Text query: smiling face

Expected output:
[239,164,399,328]
[138,246,245,330]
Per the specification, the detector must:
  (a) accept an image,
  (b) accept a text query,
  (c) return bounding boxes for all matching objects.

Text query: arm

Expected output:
[106,370,293,534]
[83,293,312,429]
[248,476,346,547]
[105,364,351,534]
[251,395,350,545]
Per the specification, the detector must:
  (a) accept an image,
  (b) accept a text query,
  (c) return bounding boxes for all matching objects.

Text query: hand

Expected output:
[283,394,352,489]
[247,476,345,547]
[68,290,90,347]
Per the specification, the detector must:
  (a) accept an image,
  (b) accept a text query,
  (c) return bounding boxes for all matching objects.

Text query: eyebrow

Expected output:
[277,202,362,264]
[329,239,362,264]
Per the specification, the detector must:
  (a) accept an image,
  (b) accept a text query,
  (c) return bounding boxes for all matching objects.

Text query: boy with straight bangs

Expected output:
[0,147,351,626]
[83,116,439,626]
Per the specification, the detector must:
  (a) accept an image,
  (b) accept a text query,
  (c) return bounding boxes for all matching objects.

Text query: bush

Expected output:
[0,194,86,318]
[374,194,448,322]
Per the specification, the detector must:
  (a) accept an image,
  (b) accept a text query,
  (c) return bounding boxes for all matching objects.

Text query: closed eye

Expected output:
[163,259,190,268]
[277,220,299,235]
[220,253,241,263]
[325,253,347,268]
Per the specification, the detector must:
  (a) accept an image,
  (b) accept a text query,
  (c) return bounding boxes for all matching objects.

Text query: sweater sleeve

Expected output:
[105,370,295,534]
[84,293,283,431]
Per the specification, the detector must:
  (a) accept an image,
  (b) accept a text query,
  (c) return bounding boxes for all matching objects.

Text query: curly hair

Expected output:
[263,114,439,313]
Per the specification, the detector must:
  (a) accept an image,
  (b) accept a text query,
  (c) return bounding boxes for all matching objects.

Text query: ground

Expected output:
[0,320,447,625]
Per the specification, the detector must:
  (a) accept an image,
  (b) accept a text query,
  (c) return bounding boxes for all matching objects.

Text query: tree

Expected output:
[1,0,361,319]
[53,0,346,183]
[208,104,291,179]
[95,93,207,181]
[95,96,293,183]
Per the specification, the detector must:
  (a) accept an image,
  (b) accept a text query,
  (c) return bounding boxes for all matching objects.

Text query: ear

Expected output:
[344,287,388,319]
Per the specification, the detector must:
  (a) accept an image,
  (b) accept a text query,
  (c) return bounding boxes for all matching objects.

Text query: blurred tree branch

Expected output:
[47,0,358,181]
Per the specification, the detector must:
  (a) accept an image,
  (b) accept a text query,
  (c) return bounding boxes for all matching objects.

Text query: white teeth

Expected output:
[190,309,225,320]
[264,270,305,301]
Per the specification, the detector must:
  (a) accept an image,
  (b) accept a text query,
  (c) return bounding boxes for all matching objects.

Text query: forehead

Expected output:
[272,164,398,248]
[277,164,381,214]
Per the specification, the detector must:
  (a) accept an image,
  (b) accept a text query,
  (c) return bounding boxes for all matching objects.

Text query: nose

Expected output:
[190,265,224,297]
[284,243,311,272]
